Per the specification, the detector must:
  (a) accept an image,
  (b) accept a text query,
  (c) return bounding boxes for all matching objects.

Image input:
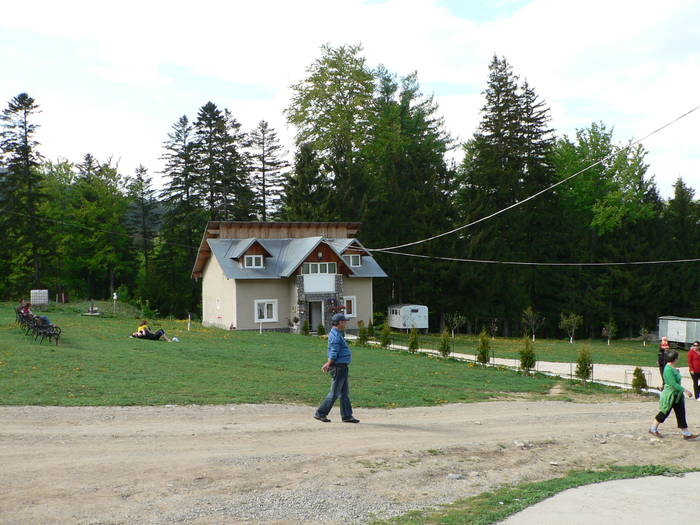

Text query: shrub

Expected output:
[476,329,490,364]
[408,326,419,354]
[357,320,369,346]
[380,323,391,348]
[519,337,536,373]
[575,348,593,382]
[316,323,325,336]
[632,367,648,394]
[301,319,310,336]
[367,321,374,338]
[438,329,451,358]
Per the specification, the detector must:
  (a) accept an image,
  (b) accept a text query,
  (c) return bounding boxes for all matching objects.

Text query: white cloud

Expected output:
[1,0,698,196]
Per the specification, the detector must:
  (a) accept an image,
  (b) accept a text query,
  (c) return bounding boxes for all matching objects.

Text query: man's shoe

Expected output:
[648,429,663,438]
[314,415,331,423]
[683,433,699,440]
[342,417,360,423]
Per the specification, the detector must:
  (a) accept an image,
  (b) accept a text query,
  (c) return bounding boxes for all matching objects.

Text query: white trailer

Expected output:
[388,304,429,332]
[658,316,700,349]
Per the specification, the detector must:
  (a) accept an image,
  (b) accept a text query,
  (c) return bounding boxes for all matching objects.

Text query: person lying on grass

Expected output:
[132,320,172,342]
[649,349,698,440]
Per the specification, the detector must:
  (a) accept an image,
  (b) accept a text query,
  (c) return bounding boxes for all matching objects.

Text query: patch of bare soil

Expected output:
[2,397,699,524]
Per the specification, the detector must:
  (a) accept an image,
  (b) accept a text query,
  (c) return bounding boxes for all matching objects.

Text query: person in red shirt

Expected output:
[688,341,700,400]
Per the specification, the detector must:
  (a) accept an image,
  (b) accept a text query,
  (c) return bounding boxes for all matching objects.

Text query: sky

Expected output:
[1,0,698,198]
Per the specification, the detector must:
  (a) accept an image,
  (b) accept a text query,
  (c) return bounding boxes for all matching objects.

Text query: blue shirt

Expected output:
[327,326,352,364]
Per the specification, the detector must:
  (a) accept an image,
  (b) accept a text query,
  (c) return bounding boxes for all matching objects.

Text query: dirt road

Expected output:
[3,398,700,524]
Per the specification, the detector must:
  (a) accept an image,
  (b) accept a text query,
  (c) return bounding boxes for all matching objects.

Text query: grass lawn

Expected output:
[0,302,590,406]
[387,332,662,367]
[374,465,694,525]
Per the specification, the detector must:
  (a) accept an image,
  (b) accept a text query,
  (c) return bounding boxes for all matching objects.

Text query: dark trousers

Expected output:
[143,329,164,340]
[691,372,700,400]
[656,396,688,429]
[659,364,666,386]
[315,365,353,420]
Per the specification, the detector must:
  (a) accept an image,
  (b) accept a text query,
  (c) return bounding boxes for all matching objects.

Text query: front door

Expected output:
[309,301,323,331]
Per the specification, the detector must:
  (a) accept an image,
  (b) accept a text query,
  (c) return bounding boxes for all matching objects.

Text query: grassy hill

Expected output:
[0,302,625,407]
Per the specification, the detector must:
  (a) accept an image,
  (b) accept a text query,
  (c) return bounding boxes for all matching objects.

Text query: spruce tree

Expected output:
[0,93,45,288]
[125,165,160,273]
[249,120,288,221]
[279,143,328,220]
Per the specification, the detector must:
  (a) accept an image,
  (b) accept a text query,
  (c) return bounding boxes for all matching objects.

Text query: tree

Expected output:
[445,312,466,338]
[0,93,45,287]
[278,143,329,220]
[603,318,617,346]
[476,329,491,364]
[407,326,419,354]
[357,320,369,346]
[438,329,451,358]
[285,43,375,219]
[575,348,593,382]
[632,367,648,394]
[380,322,391,348]
[519,337,536,374]
[125,165,160,273]
[640,327,649,347]
[249,120,288,221]
[559,312,583,344]
[522,306,545,342]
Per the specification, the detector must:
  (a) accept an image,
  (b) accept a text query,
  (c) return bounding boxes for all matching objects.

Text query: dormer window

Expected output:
[244,255,264,268]
[343,254,361,267]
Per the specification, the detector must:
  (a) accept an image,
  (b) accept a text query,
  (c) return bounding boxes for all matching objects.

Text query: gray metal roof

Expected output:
[207,237,387,280]
[658,316,700,322]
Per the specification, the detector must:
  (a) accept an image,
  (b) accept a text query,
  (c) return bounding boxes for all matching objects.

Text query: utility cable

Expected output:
[376,250,700,267]
[369,103,700,252]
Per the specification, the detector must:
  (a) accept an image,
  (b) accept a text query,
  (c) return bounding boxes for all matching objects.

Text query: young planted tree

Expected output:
[640,327,650,347]
[301,319,310,336]
[316,323,325,336]
[603,318,617,346]
[357,320,369,346]
[367,321,374,338]
[476,329,491,364]
[575,348,593,382]
[445,312,466,338]
[248,120,288,221]
[519,337,536,374]
[522,306,545,342]
[438,329,451,358]
[380,322,391,348]
[632,367,648,394]
[407,326,419,354]
[559,312,583,344]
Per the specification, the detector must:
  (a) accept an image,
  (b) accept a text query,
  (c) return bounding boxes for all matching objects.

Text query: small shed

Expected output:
[658,316,700,349]
[388,304,429,332]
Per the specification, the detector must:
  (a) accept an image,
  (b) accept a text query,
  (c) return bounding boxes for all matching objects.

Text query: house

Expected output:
[191,221,388,331]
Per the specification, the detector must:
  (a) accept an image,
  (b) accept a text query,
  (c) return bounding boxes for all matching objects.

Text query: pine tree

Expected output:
[125,165,159,272]
[0,93,45,288]
[249,120,288,221]
[279,143,328,220]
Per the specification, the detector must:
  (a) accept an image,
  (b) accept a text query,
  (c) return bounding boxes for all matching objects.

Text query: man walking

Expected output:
[314,313,360,423]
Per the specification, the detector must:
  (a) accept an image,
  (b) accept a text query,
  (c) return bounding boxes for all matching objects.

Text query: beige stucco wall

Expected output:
[342,277,373,330]
[235,279,295,330]
[202,256,236,329]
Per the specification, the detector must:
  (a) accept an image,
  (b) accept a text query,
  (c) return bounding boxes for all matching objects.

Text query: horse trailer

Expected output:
[658,316,700,349]
[388,304,429,332]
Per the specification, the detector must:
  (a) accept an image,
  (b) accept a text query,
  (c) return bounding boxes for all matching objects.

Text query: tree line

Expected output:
[1,44,698,339]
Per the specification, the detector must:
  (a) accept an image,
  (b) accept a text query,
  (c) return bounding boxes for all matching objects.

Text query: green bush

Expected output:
[408,326,419,354]
[575,348,593,382]
[380,323,391,348]
[632,366,648,394]
[357,320,369,346]
[519,337,536,373]
[438,329,451,358]
[476,329,490,364]
[316,323,325,336]
[301,319,310,336]
[367,321,374,338]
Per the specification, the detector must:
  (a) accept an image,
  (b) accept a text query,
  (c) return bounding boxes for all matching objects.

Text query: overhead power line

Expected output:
[377,250,700,267]
[368,104,700,253]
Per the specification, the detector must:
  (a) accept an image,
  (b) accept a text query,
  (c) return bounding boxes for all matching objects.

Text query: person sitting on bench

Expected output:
[132,320,172,341]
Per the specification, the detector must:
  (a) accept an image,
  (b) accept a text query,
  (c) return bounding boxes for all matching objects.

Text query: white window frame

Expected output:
[302,262,337,274]
[254,299,278,323]
[244,255,264,268]
[343,296,357,318]
[343,254,361,267]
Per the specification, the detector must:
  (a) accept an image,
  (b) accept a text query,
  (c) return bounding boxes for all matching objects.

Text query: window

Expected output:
[302,262,337,274]
[343,296,356,318]
[343,254,361,267]
[244,255,263,268]
[254,299,278,323]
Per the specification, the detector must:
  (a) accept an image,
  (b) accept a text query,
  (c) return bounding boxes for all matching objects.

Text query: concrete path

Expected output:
[499,471,700,524]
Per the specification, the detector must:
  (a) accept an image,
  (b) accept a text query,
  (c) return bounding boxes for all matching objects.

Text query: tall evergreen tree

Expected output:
[279,143,328,221]
[125,165,159,272]
[249,120,289,221]
[0,93,45,288]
